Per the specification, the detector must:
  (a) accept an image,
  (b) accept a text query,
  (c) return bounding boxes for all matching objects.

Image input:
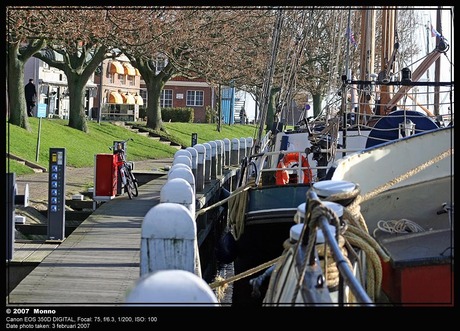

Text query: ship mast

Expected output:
[255,9,284,153]
[379,6,397,115]
[358,7,375,118]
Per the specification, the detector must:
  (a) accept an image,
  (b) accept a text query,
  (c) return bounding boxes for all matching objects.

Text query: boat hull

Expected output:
[230,184,312,306]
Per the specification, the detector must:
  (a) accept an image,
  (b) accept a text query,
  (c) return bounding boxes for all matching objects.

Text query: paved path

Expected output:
[14,158,174,212]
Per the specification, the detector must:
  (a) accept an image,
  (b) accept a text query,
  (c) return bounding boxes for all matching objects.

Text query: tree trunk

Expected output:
[312,93,323,118]
[7,42,31,131]
[265,87,280,133]
[67,77,88,133]
[145,78,164,131]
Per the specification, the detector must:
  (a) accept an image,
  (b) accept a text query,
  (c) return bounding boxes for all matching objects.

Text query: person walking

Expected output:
[25,78,37,117]
[240,107,246,125]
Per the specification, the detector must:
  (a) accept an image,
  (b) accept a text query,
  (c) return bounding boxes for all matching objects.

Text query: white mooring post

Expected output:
[223,138,231,166]
[161,177,195,215]
[125,269,219,306]
[208,141,217,180]
[246,137,254,156]
[193,144,205,192]
[214,140,224,176]
[231,138,240,166]
[202,142,212,183]
[185,147,198,179]
[168,167,196,196]
[239,137,247,159]
[174,149,192,161]
[140,203,201,277]
[172,154,192,168]
[168,163,191,178]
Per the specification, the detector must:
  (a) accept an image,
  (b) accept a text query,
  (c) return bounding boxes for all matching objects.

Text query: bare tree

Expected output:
[7,7,119,132]
[109,8,274,132]
[6,8,46,131]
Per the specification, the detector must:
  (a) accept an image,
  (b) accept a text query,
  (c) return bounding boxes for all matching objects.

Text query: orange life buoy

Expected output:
[275,152,313,185]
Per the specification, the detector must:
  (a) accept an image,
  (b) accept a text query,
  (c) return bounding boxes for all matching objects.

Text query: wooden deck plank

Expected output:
[11,243,60,263]
[7,169,232,305]
[7,176,167,305]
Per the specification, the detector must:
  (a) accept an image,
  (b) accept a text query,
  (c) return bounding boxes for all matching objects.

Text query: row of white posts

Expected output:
[125,137,253,305]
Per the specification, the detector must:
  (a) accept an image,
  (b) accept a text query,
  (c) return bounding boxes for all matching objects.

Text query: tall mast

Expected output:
[358,7,375,118]
[379,6,396,115]
[256,9,283,150]
[434,7,442,116]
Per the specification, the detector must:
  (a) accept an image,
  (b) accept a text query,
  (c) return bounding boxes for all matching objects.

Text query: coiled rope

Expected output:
[226,180,256,240]
[374,219,425,236]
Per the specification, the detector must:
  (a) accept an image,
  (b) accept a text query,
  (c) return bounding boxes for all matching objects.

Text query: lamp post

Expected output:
[97,62,103,124]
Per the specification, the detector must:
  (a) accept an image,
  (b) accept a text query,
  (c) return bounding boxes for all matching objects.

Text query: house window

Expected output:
[186,90,204,107]
[140,89,147,105]
[107,72,114,84]
[119,74,126,85]
[127,75,135,86]
[160,89,173,108]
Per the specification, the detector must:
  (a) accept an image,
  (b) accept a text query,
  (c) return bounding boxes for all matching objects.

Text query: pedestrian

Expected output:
[240,107,246,125]
[25,78,37,117]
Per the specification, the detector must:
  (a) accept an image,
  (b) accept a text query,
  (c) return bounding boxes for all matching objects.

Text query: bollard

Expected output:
[202,142,212,183]
[208,141,217,180]
[161,177,195,216]
[168,163,191,178]
[140,203,200,277]
[246,137,254,156]
[223,138,231,167]
[185,147,198,179]
[312,180,358,207]
[214,140,224,176]
[172,155,192,168]
[168,167,196,196]
[193,144,205,192]
[125,269,219,306]
[174,149,192,162]
[230,138,240,166]
[239,137,247,159]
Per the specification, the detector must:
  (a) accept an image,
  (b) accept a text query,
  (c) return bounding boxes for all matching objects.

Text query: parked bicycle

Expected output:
[110,138,139,199]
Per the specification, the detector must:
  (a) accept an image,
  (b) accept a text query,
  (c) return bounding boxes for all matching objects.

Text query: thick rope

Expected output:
[227,180,255,240]
[321,184,389,301]
[208,256,281,290]
[290,199,350,304]
[195,181,253,218]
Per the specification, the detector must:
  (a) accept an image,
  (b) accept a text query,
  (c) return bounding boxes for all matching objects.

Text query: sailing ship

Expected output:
[219,7,454,306]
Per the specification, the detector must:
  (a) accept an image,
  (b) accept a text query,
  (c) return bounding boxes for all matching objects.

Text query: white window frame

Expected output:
[186,90,204,107]
[160,89,173,108]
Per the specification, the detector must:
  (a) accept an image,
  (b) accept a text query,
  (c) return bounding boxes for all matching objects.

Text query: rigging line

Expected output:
[277,12,309,123]
[256,9,284,146]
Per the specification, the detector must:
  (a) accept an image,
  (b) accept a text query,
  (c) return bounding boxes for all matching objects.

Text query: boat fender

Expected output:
[275,152,313,185]
[249,265,275,298]
[216,231,238,264]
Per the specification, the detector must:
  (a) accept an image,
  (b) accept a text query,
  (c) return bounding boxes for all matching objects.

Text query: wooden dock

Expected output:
[6,167,237,305]
[7,176,168,305]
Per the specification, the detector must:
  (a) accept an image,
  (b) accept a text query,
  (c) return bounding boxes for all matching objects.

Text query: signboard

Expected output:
[47,148,66,241]
[37,103,47,118]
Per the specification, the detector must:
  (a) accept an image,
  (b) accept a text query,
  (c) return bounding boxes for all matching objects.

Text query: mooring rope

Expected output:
[321,184,390,301]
